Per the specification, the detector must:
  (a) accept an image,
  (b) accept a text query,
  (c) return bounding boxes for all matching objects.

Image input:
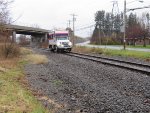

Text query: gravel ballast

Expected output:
[25,48,150,113]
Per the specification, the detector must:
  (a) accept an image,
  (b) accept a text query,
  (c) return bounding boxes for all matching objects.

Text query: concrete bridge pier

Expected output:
[40,33,48,48]
[30,33,48,47]
[30,35,41,47]
[12,31,16,43]
[45,33,48,42]
[39,33,48,42]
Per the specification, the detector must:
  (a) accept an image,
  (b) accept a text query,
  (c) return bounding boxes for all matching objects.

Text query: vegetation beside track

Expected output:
[72,46,150,61]
[0,47,49,113]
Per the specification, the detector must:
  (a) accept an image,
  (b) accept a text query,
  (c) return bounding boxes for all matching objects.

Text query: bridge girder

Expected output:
[4,24,51,43]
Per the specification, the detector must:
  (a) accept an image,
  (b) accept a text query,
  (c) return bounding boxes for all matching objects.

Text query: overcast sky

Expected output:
[11,0,150,37]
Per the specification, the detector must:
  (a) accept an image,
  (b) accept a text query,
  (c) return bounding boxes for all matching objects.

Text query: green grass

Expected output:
[0,63,50,113]
[73,46,150,60]
[0,47,50,113]
[103,49,150,59]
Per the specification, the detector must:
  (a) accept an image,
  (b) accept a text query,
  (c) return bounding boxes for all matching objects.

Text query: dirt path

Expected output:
[24,48,150,113]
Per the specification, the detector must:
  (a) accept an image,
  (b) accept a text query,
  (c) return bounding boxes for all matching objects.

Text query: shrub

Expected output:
[0,43,20,58]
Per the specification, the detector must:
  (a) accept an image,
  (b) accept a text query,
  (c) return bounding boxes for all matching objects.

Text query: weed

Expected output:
[53,80,63,87]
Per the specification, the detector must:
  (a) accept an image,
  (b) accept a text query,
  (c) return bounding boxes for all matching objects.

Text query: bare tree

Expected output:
[0,0,20,58]
[0,0,12,25]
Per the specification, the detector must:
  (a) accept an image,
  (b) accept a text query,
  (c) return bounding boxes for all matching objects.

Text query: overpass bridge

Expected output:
[5,24,51,44]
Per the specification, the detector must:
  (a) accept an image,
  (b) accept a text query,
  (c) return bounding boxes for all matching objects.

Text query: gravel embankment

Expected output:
[25,48,150,113]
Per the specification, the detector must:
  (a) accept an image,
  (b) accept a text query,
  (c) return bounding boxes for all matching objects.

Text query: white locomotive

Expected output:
[48,30,72,52]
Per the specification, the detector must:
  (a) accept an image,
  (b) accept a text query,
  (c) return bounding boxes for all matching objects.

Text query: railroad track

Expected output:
[65,52,150,75]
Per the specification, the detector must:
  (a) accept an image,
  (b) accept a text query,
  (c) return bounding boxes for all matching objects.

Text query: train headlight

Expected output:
[68,42,72,47]
[56,42,61,46]
[57,42,64,47]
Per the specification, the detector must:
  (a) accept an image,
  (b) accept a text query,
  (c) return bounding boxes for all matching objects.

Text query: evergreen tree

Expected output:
[113,14,121,34]
[95,10,105,30]
[104,13,112,36]
[127,13,138,28]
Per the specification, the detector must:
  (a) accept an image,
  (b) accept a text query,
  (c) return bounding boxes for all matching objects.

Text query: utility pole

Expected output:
[111,1,120,38]
[123,0,126,50]
[112,1,120,16]
[67,20,71,28]
[70,14,77,46]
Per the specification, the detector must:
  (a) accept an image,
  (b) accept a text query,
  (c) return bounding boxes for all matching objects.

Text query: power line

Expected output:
[70,14,77,46]
[76,22,95,28]
[128,5,150,12]
[76,24,95,31]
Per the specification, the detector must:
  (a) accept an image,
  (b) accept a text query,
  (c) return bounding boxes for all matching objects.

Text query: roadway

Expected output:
[76,41,150,52]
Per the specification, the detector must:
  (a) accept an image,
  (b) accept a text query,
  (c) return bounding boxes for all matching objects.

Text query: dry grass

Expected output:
[72,46,104,54]
[0,58,18,69]
[20,47,48,64]
[0,43,20,71]
[72,46,91,53]
[26,54,48,64]
[20,47,32,55]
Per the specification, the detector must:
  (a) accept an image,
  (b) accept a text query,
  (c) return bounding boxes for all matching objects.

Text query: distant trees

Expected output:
[91,10,150,46]
[126,13,150,46]
[126,13,139,46]
[91,10,123,45]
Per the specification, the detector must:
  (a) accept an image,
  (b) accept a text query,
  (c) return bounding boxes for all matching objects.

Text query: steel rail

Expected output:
[65,52,150,75]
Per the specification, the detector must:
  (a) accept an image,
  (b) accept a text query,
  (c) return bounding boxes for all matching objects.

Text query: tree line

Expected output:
[91,10,150,46]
